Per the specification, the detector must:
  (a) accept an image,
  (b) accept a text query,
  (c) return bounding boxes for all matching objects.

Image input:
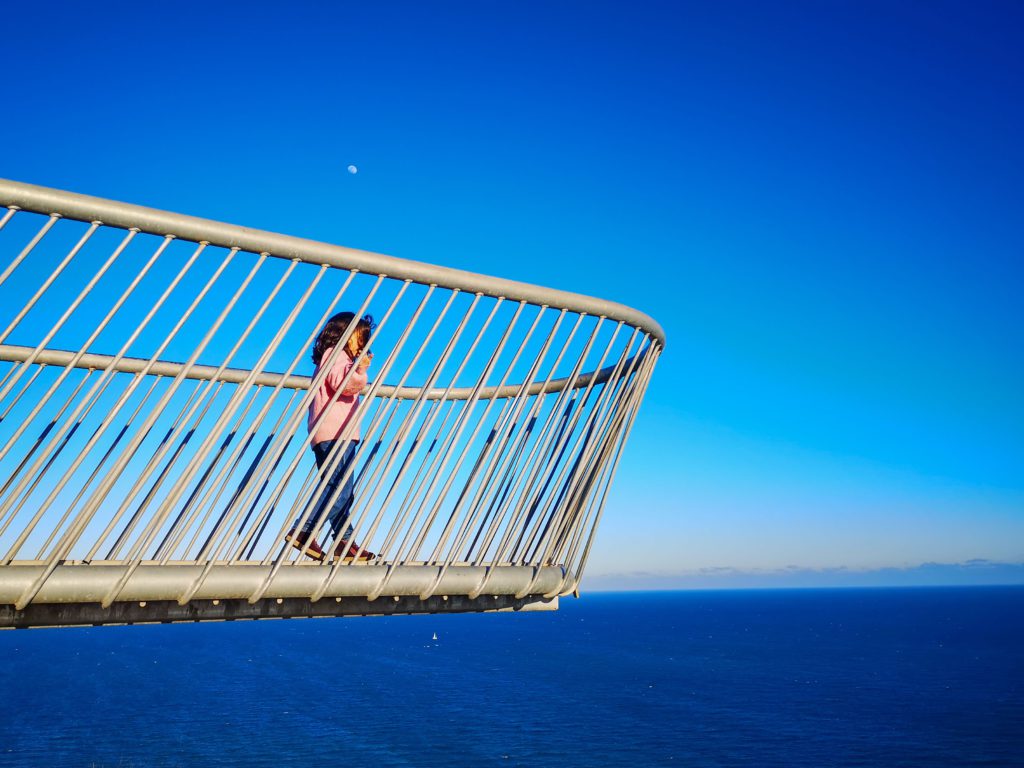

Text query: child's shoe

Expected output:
[332,539,377,562]
[285,529,326,561]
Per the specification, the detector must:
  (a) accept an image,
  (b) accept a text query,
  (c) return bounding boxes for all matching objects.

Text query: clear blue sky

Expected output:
[3,1,1021,586]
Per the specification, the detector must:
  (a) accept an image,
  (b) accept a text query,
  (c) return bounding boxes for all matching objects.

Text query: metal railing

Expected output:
[0,178,663,627]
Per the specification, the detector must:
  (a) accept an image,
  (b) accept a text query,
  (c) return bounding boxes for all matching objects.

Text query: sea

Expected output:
[1,586,1021,767]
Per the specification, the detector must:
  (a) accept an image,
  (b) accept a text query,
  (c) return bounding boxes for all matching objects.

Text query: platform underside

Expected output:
[0,563,566,628]
[0,593,557,629]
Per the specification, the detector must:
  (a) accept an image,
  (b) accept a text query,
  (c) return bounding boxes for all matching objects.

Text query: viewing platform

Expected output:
[0,179,663,628]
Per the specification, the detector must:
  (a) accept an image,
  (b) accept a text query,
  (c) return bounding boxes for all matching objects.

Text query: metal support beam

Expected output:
[0,593,558,630]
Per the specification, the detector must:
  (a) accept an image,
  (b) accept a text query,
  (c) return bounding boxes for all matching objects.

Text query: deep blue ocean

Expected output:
[1,587,1021,767]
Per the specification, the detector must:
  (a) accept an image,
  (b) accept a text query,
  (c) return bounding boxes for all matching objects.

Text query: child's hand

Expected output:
[357,351,372,371]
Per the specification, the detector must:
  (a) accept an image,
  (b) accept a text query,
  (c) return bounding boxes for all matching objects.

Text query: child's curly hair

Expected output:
[312,312,375,366]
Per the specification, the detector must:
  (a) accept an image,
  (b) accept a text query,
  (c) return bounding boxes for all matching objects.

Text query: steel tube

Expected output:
[0,178,665,345]
[0,563,566,603]
[0,212,59,289]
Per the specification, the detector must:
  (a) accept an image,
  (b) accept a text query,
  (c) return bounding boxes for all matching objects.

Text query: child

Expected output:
[286,312,377,561]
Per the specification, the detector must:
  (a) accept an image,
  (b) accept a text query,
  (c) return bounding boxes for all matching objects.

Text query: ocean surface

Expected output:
[1,586,1021,767]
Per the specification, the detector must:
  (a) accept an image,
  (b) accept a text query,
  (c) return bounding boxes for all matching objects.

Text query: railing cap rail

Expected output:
[0,178,666,346]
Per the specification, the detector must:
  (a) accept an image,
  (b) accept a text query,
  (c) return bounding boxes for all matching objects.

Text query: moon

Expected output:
[347,165,358,174]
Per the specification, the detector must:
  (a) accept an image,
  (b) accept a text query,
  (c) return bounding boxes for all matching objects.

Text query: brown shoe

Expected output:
[285,529,325,561]
[332,538,377,561]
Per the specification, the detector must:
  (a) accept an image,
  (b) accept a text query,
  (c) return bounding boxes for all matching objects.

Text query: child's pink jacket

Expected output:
[307,346,368,446]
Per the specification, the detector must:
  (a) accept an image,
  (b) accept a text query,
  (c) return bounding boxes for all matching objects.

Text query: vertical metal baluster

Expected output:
[371,399,455,560]
[47,259,242,559]
[1,238,203,497]
[0,363,45,422]
[0,231,174,523]
[0,206,19,235]
[155,383,265,561]
[199,270,395,570]
[466,314,590,596]
[103,258,311,588]
[520,333,647,581]
[201,277,389,571]
[529,378,632,564]
[302,293,487,603]
[367,307,567,603]
[49,373,167,560]
[375,296,506,567]
[0,368,92,544]
[87,379,208,560]
[513,323,630,562]
[0,213,59,290]
[99,253,321,606]
[412,304,535,597]
[109,380,227,563]
[412,302,526,564]
[11,246,252,610]
[193,269,361,561]
[178,276,390,605]
[150,261,314,521]
[463,309,571,570]
[553,378,647,591]
[0,235,180,557]
[0,363,20,398]
[450,396,517,559]
[310,293,480,592]
[0,222,101,344]
[0,227,140,439]
[232,391,313,562]
[196,389,305,563]
[552,347,659,596]
[441,306,549,564]
[284,284,436,565]
[488,316,602,564]
[535,335,649,566]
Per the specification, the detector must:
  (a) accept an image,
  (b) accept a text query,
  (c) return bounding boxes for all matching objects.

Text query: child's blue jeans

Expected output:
[302,440,358,540]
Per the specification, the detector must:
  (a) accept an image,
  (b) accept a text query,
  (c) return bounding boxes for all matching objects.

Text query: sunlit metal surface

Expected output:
[0,178,662,627]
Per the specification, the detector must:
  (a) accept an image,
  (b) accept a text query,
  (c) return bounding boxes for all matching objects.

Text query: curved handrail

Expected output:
[0,178,665,346]
[0,343,651,401]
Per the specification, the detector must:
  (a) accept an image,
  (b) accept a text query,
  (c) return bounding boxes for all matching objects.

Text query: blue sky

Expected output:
[2,1,1021,586]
